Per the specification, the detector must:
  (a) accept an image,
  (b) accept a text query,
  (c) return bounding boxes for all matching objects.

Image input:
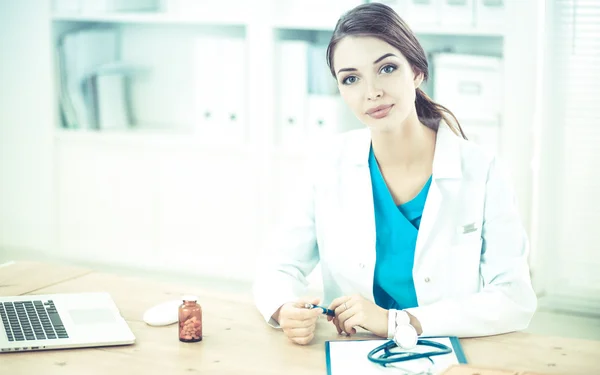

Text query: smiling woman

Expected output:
[326,4,466,138]
[332,36,427,136]
[253,2,537,349]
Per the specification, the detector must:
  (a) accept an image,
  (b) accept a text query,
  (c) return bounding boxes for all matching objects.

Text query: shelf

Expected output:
[274,22,503,37]
[52,13,502,37]
[274,25,503,39]
[52,12,247,27]
[413,25,504,38]
[273,22,334,32]
[54,128,255,154]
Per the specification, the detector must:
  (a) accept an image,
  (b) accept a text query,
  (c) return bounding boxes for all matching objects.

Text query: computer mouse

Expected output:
[143,300,181,326]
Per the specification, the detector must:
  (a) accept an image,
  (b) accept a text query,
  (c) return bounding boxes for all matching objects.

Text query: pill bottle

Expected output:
[178,295,202,342]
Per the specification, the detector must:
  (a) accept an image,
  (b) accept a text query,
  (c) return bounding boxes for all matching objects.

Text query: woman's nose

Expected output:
[367,83,383,101]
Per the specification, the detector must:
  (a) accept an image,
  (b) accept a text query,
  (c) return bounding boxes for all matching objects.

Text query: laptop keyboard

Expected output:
[0,300,69,342]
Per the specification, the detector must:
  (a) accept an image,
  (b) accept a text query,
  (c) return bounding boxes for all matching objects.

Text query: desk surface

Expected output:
[1,261,599,375]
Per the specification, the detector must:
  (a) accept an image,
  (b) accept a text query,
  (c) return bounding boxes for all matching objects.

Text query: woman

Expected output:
[253,2,537,346]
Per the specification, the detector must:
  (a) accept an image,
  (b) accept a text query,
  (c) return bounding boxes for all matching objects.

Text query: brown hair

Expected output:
[326,3,467,139]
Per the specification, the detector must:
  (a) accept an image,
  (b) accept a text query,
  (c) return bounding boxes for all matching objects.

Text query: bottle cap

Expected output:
[182,295,198,302]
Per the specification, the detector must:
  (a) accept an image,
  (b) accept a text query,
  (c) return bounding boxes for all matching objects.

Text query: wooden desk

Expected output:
[1,261,599,375]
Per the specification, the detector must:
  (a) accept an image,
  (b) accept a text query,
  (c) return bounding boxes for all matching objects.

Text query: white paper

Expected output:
[327,337,460,375]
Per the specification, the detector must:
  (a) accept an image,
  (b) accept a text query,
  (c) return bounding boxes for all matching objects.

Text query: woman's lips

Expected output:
[366,104,393,119]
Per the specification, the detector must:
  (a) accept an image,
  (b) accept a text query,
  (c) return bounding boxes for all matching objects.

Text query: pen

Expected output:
[303,303,335,317]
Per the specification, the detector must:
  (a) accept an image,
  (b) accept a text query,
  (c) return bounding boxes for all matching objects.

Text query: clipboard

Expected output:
[325,337,467,374]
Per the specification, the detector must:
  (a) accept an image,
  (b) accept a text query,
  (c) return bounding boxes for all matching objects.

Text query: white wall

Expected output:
[0,0,55,254]
[530,0,600,315]
[501,0,541,281]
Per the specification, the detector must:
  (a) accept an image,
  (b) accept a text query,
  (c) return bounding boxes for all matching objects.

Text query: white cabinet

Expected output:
[55,134,157,265]
[432,53,502,122]
[432,53,502,154]
[154,146,261,280]
[54,132,262,279]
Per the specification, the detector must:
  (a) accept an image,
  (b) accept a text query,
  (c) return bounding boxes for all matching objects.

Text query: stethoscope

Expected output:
[367,339,453,367]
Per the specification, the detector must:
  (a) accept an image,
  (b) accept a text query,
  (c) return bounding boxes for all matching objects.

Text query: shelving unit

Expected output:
[42,0,530,283]
[54,128,257,154]
[51,13,248,26]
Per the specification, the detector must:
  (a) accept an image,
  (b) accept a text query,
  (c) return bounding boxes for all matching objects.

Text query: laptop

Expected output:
[0,292,135,352]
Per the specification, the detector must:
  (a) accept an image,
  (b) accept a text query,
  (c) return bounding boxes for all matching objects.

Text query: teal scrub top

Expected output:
[369,147,432,310]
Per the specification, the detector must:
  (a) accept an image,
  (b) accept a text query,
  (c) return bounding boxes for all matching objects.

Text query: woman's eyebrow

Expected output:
[373,53,396,64]
[337,67,357,75]
[336,53,398,76]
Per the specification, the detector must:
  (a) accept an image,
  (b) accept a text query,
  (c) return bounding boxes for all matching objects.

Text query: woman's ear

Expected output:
[413,70,424,89]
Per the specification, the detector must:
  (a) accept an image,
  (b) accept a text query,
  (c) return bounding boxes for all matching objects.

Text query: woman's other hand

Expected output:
[274,297,323,345]
[328,295,388,337]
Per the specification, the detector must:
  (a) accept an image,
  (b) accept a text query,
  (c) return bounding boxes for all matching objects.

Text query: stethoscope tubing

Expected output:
[367,339,453,366]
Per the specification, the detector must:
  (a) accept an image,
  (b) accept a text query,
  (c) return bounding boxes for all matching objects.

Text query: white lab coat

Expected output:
[253,123,537,338]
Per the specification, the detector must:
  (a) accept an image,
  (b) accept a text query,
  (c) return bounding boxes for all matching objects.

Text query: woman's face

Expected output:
[332,36,423,133]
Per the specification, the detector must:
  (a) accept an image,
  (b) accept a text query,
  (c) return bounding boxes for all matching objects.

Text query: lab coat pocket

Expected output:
[447,237,483,297]
[453,221,482,246]
[453,231,481,247]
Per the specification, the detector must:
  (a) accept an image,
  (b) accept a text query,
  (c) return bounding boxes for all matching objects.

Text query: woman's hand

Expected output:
[274,297,323,345]
[327,295,388,337]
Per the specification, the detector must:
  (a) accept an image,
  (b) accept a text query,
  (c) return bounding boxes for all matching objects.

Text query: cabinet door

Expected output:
[56,137,158,265]
[155,147,262,280]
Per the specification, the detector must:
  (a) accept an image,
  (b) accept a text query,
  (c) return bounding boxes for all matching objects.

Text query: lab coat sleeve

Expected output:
[252,156,320,328]
[405,156,538,337]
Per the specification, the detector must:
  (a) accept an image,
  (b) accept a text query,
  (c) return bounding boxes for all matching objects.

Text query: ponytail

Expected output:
[415,88,467,140]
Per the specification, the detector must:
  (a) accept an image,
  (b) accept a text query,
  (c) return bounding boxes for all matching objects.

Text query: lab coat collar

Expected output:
[432,122,462,180]
[346,120,463,180]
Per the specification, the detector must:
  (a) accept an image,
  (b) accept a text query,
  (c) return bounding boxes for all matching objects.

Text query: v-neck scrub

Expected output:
[369,147,432,310]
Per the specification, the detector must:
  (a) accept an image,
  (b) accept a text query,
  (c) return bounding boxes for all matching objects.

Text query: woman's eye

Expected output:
[381,64,396,74]
[342,76,358,85]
